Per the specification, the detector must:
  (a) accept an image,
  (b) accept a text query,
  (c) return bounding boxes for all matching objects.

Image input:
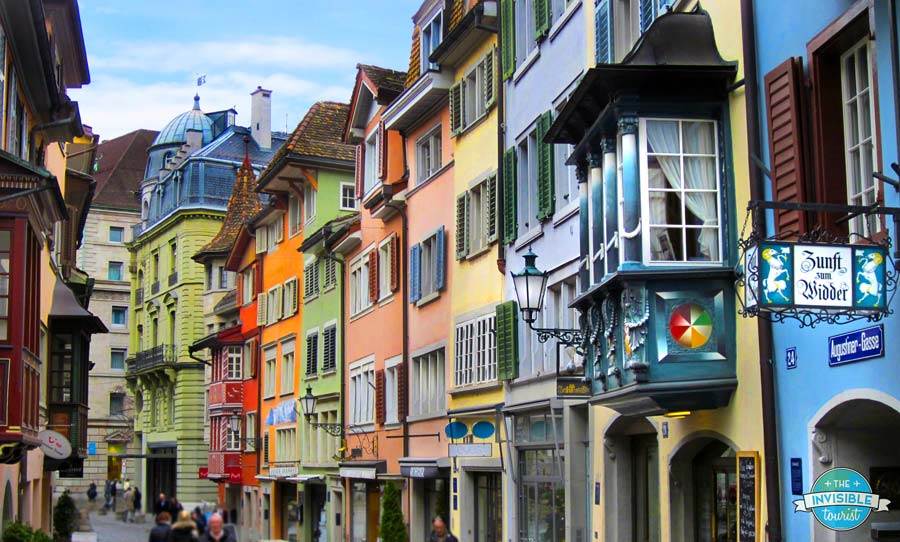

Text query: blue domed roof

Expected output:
[152,95,215,147]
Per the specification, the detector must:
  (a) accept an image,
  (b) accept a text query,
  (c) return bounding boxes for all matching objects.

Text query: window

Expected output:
[283,278,298,316]
[152,251,160,281]
[205,264,213,290]
[305,331,318,376]
[0,231,8,340]
[613,0,641,62]
[451,50,496,136]
[324,258,337,290]
[545,277,581,370]
[641,118,721,263]
[416,126,442,183]
[322,325,337,372]
[420,10,443,72]
[384,358,401,425]
[340,183,357,210]
[111,306,128,327]
[410,228,445,303]
[551,0,576,23]
[276,427,298,461]
[225,420,241,451]
[108,261,124,281]
[350,252,373,316]
[226,346,242,380]
[454,313,497,387]
[303,183,317,224]
[364,131,379,195]
[516,420,566,542]
[841,39,880,237]
[457,175,498,259]
[266,285,283,324]
[109,226,124,243]
[267,216,284,250]
[411,348,445,417]
[109,392,126,417]
[263,347,277,398]
[218,266,229,290]
[110,348,126,370]
[349,358,375,426]
[304,260,320,299]
[517,130,539,235]
[553,102,578,207]
[515,0,537,66]
[378,240,392,300]
[169,240,177,273]
[289,194,301,237]
[245,412,257,451]
[242,267,255,305]
[281,341,295,394]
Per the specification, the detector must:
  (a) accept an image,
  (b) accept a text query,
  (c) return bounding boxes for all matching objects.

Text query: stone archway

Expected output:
[809,394,900,542]
[603,416,660,542]
[668,432,738,542]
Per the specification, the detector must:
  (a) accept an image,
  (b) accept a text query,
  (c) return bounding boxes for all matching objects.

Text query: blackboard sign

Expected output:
[737,452,760,542]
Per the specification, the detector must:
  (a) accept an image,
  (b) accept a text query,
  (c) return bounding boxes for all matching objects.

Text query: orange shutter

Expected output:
[368,250,379,303]
[390,235,400,292]
[355,144,365,198]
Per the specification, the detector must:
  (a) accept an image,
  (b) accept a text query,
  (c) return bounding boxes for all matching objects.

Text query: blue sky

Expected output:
[70,1,420,140]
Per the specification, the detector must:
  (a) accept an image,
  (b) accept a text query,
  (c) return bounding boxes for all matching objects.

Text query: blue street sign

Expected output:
[87,442,97,456]
[786,347,797,370]
[791,457,803,496]
[828,324,884,367]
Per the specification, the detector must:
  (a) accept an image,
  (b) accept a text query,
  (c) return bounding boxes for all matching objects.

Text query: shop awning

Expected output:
[338,460,386,480]
[49,280,107,334]
[398,457,450,479]
[285,475,323,483]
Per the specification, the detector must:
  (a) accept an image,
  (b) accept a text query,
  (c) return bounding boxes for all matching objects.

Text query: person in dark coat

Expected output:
[134,487,142,514]
[191,508,206,536]
[149,512,172,542]
[154,493,169,516]
[198,514,236,542]
[87,482,98,502]
[167,510,198,542]
[428,516,459,542]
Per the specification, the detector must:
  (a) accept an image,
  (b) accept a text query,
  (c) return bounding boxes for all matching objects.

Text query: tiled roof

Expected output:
[213,289,238,315]
[257,101,355,187]
[194,153,262,260]
[92,129,158,211]
[194,125,288,165]
[449,0,465,30]
[405,28,421,88]
[358,64,407,96]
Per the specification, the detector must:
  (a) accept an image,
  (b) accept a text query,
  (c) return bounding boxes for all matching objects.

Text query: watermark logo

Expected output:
[794,467,891,531]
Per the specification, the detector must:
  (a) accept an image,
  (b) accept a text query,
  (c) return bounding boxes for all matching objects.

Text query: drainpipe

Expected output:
[322,229,346,467]
[740,1,782,541]
[496,6,507,277]
[890,0,900,178]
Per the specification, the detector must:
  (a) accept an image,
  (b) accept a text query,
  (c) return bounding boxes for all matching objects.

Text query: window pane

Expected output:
[682,121,715,154]
[649,227,682,261]
[646,120,680,154]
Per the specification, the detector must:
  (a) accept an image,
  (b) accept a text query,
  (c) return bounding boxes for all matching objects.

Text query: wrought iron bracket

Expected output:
[310,422,344,438]
[530,325,585,351]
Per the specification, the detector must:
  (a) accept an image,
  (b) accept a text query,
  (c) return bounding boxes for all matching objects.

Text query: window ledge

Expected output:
[513,49,541,84]
[319,369,337,378]
[449,380,502,396]
[263,393,276,400]
[548,0,583,42]
[514,227,544,252]
[378,293,395,307]
[415,291,441,308]
[279,391,295,398]
[405,411,448,423]
[304,373,318,381]
[408,160,455,199]
[464,243,494,261]
[552,201,580,227]
[304,293,320,304]
[383,421,402,430]
[349,305,376,322]
[455,109,493,140]
[349,423,375,433]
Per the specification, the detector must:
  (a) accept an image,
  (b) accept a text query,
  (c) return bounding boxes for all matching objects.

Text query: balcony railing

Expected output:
[126,345,176,375]
[168,272,178,286]
[132,195,229,238]
[209,381,243,408]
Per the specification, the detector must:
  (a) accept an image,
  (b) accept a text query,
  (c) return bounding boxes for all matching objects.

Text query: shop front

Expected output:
[400,459,449,540]
[339,461,385,542]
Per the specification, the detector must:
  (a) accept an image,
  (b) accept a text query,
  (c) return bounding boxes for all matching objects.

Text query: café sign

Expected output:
[745,242,888,313]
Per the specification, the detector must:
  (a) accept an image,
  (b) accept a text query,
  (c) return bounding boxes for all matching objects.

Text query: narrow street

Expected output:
[87,512,152,542]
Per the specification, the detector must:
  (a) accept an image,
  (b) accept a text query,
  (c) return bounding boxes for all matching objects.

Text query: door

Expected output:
[474,473,502,542]
[351,483,367,542]
[147,447,176,499]
[632,435,660,542]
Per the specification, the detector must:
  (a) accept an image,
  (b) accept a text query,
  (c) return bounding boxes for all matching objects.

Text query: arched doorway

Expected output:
[810,396,900,541]
[2,481,14,532]
[603,416,660,542]
[669,433,737,542]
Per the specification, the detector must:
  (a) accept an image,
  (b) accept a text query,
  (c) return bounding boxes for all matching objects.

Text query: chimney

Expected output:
[250,86,272,150]
[185,128,203,152]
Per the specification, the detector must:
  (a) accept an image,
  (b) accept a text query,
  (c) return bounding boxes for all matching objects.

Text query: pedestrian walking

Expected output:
[198,514,236,542]
[428,516,458,542]
[191,508,206,536]
[87,482,98,503]
[154,493,169,515]
[134,487,143,516]
[170,497,184,515]
[167,510,199,542]
[149,512,172,542]
[110,480,118,511]
[123,487,136,523]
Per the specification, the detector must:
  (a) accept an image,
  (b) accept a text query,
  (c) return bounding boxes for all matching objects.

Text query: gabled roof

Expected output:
[345,64,407,143]
[358,65,407,98]
[193,150,262,261]
[404,0,467,89]
[92,129,158,211]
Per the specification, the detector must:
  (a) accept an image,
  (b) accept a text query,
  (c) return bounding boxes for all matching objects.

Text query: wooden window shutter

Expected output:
[390,235,400,292]
[595,0,612,64]
[536,110,556,221]
[256,294,267,326]
[289,279,298,315]
[375,369,386,426]
[764,57,809,238]
[368,250,379,303]
[487,174,499,242]
[355,144,365,197]
[534,0,551,40]
[435,226,446,291]
[275,285,284,320]
[500,0,516,80]
[502,148,518,244]
[409,243,422,303]
[484,49,498,111]
[377,122,387,180]
[250,339,258,378]
[455,193,470,260]
[449,82,463,135]
[496,300,519,381]
[397,362,408,421]
[639,0,656,33]
[255,228,267,254]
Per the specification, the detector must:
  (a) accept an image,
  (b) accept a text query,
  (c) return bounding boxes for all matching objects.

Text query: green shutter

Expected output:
[486,174,498,242]
[484,48,497,110]
[455,192,470,259]
[534,0,551,40]
[502,148,517,244]
[496,300,519,381]
[500,0,516,80]
[449,81,463,135]
[536,110,556,221]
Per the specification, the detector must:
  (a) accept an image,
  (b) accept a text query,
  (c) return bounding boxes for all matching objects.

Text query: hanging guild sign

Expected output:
[745,242,889,314]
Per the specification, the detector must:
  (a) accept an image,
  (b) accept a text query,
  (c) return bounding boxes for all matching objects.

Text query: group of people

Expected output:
[150,510,236,542]
[86,479,142,522]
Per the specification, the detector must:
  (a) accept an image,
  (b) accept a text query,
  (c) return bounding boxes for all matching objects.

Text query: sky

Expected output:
[69,1,420,140]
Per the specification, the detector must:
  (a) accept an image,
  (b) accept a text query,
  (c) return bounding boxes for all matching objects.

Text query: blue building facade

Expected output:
[752,0,900,539]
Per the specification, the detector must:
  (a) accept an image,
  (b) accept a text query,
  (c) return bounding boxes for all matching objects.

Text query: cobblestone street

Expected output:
[87,512,152,542]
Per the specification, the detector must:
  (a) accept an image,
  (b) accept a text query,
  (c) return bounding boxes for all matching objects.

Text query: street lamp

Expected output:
[297,385,344,437]
[229,413,240,433]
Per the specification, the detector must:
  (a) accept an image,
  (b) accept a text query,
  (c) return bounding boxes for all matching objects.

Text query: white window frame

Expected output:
[340,182,357,211]
[613,0,641,63]
[288,194,302,237]
[384,355,402,425]
[303,183,317,225]
[468,178,493,254]
[225,421,241,451]
[420,10,443,73]
[242,267,255,305]
[275,427,297,462]
[263,346,277,398]
[515,0,538,67]
[454,313,497,388]
[638,117,723,266]
[349,249,373,316]
[517,127,539,236]
[281,340,295,395]
[378,237,393,301]
[349,357,375,427]
[841,38,881,237]
[415,124,442,184]
[364,131,379,196]
[109,226,125,243]
[552,100,578,210]
[245,411,257,452]
[420,231,440,298]
[226,346,242,380]
[410,347,445,418]
[267,216,284,251]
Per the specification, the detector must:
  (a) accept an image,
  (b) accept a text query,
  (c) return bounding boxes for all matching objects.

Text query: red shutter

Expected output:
[764,57,809,239]
[355,144,365,197]
[378,122,387,180]
[390,235,400,292]
[368,250,379,303]
[397,362,408,421]
[375,369,385,426]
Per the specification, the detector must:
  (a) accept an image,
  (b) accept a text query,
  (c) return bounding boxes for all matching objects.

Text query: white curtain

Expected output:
[646,121,719,261]
[646,121,681,260]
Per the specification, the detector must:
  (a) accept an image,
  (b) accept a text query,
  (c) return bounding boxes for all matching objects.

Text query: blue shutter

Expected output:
[435,226,446,291]
[639,0,655,33]
[410,243,421,303]
[594,0,612,64]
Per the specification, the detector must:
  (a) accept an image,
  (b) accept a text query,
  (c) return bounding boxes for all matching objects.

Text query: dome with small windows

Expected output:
[152,94,215,147]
